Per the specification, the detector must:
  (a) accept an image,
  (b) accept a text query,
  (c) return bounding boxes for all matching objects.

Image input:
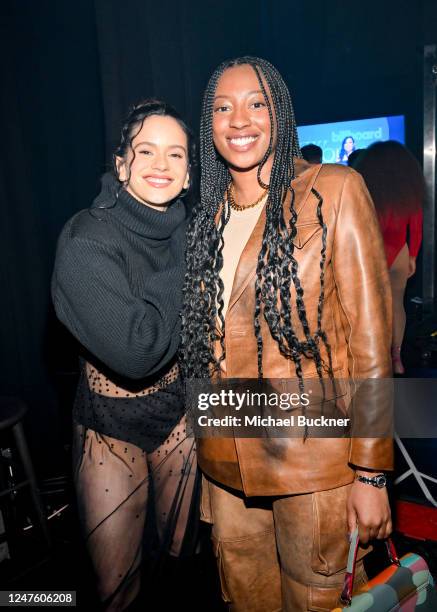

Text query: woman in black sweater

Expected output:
[52,100,197,611]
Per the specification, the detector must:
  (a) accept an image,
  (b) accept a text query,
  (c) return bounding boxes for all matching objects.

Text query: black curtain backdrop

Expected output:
[0,0,105,472]
[0,0,436,476]
[94,0,262,157]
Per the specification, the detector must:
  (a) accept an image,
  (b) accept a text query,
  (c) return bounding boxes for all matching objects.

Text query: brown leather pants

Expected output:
[201,478,368,612]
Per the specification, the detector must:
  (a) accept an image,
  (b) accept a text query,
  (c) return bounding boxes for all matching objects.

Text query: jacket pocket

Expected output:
[212,530,282,609]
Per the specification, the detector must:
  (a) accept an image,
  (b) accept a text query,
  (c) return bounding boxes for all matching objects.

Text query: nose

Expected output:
[151,151,169,171]
[229,104,250,129]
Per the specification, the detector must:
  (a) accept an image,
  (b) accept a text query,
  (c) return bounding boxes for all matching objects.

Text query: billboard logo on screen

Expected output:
[331,127,383,142]
[298,115,405,164]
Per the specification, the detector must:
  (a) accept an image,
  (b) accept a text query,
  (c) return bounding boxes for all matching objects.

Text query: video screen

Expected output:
[297,115,405,164]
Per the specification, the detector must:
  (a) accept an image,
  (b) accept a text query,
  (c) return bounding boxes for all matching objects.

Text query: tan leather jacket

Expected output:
[197,159,394,496]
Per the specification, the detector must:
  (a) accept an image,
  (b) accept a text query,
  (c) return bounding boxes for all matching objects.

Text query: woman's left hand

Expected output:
[346,475,392,544]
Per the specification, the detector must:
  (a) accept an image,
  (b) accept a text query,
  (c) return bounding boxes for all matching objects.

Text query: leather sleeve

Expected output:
[332,169,394,471]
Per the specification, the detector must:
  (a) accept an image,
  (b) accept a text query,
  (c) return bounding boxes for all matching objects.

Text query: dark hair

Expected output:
[353,140,424,217]
[301,144,323,164]
[179,56,332,388]
[347,148,365,168]
[338,136,355,162]
[113,98,196,195]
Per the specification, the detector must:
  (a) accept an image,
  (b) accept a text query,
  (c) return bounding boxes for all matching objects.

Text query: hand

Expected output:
[407,256,416,278]
[347,476,392,545]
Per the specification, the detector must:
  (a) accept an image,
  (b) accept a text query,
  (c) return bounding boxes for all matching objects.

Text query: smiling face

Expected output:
[212,64,275,172]
[344,137,355,153]
[117,114,190,210]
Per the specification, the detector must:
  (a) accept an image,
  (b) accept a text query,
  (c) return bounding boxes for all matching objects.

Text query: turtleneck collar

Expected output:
[92,172,187,239]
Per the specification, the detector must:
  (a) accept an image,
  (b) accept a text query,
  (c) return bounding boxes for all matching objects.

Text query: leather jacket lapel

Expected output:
[225,160,322,316]
[292,162,323,217]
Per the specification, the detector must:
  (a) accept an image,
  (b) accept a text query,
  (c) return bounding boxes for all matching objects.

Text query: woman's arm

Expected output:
[408,208,423,259]
[331,170,392,377]
[52,228,183,379]
[331,169,393,543]
[332,171,393,469]
[407,208,423,277]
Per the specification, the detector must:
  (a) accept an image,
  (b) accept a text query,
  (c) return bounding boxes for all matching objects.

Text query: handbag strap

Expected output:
[339,528,400,606]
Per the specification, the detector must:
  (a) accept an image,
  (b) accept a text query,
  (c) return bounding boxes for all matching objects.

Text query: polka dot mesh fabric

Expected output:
[74,361,185,453]
[72,360,198,611]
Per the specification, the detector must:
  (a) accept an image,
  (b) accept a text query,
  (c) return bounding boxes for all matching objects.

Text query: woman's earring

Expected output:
[179,175,190,198]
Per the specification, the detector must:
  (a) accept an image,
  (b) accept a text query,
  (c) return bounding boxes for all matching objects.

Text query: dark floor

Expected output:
[1,496,226,610]
[1,484,437,611]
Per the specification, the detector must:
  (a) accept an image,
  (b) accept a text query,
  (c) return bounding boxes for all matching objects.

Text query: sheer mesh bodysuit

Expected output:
[72,360,198,611]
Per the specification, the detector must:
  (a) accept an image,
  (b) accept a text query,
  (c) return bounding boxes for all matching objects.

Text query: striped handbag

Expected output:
[332,529,437,611]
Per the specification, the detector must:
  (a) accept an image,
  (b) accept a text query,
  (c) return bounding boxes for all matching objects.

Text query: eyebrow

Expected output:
[214,90,264,100]
[134,141,187,152]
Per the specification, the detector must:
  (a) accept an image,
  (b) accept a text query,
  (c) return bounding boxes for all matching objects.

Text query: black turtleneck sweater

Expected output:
[52,173,187,380]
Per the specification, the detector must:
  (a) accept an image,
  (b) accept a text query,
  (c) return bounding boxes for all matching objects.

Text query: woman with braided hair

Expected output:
[52,100,198,611]
[179,57,393,611]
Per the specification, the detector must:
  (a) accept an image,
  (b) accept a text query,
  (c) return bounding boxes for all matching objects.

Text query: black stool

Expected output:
[0,397,51,549]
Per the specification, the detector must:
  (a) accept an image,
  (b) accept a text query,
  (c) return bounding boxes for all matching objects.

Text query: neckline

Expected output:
[92,173,186,239]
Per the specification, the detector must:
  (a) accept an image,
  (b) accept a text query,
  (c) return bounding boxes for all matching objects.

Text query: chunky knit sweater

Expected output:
[52,173,187,380]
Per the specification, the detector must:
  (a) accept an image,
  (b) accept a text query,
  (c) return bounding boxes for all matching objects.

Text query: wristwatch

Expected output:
[355,473,387,488]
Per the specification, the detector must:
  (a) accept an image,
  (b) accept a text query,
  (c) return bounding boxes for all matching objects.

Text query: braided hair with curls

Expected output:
[179,57,333,388]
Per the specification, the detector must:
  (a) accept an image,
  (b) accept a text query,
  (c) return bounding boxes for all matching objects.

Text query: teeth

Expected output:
[230,136,257,146]
[147,177,171,183]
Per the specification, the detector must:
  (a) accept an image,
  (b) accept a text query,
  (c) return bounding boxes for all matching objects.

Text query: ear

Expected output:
[115,156,127,182]
[183,170,190,190]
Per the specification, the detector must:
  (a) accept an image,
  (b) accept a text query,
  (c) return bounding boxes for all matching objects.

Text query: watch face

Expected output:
[376,474,387,488]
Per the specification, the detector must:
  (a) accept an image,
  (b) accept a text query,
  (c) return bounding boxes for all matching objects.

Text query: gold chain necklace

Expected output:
[228,183,268,212]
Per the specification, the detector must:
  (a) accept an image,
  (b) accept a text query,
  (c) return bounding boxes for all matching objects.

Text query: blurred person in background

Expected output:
[301,143,323,164]
[352,140,424,375]
[347,148,365,167]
